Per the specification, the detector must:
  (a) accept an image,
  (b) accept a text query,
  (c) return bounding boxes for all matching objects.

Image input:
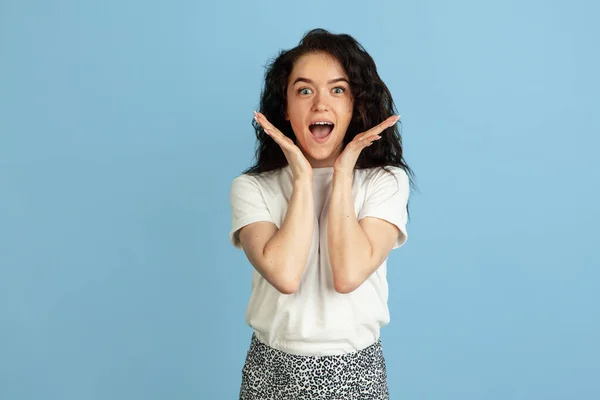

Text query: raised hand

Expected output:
[333,115,400,175]
[254,111,313,181]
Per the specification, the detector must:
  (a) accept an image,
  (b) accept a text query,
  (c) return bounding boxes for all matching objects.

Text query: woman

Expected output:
[229,28,414,399]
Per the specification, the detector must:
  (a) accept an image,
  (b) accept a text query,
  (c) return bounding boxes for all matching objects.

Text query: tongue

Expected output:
[310,125,333,138]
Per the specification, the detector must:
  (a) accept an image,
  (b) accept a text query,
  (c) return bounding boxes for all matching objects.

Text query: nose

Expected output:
[311,91,329,112]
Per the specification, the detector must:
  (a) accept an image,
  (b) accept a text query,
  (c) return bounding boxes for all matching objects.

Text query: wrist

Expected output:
[293,175,313,189]
[332,169,353,183]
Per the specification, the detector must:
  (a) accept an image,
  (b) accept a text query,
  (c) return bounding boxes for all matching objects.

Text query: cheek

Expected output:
[340,102,354,126]
[287,111,306,140]
[288,105,308,129]
[340,97,353,117]
[289,114,304,132]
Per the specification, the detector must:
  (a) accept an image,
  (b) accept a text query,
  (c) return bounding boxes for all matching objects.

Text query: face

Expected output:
[285,52,354,168]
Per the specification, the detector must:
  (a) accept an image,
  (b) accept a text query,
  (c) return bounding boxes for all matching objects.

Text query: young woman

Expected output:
[229,28,414,400]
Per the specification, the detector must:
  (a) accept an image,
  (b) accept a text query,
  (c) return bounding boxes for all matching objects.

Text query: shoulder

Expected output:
[356,166,409,189]
[230,168,289,195]
[230,173,258,194]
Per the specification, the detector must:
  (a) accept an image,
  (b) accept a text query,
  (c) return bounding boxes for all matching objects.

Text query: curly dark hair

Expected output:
[243,28,414,188]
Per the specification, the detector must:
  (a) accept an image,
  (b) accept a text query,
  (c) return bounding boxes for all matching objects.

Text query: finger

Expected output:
[255,112,297,148]
[367,136,382,146]
[367,115,398,135]
[254,111,270,130]
[259,124,295,153]
[347,134,380,153]
[363,134,382,148]
[265,127,293,152]
[358,115,400,140]
[351,133,382,153]
[254,111,282,135]
[263,127,287,144]
[254,112,291,145]
[361,132,383,142]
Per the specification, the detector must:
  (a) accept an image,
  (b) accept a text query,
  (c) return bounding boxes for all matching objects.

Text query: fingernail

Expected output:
[264,128,271,136]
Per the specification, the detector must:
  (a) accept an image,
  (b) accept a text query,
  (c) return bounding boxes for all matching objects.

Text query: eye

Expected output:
[298,88,313,95]
[332,87,346,94]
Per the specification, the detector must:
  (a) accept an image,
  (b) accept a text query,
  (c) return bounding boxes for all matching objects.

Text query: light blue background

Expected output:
[1,0,598,398]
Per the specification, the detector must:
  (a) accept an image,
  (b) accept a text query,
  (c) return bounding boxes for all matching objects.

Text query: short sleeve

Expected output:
[229,174,276,249]
[357,167,410,249]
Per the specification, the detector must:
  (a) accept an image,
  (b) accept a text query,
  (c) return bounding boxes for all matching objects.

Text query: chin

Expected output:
[303,137,343,165]
[308,151,334,162]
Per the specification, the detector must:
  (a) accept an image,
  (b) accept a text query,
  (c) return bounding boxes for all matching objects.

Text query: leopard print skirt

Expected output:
[239,333,389,400]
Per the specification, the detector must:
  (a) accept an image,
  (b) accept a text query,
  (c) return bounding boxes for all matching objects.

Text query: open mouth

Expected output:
[308,121,334,143]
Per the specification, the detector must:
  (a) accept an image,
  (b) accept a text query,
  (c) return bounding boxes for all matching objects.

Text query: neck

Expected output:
[303,148,342,169]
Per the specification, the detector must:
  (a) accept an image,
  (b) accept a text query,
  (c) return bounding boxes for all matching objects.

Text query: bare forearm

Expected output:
[262,179,314,291]
[327,172,374,293]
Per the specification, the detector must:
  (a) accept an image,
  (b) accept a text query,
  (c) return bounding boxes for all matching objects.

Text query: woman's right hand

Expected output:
[254,111,313,182]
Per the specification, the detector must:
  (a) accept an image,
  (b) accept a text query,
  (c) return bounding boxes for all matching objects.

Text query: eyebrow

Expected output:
[292,77,350,85]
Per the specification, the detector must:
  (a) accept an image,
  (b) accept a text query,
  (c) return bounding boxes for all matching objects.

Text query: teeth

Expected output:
[312,122,333,125]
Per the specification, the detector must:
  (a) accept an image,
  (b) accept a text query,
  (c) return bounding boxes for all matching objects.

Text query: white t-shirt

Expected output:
[229,164,409,356]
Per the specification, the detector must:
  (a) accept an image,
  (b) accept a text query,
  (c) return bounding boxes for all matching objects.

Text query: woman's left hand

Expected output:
[333,115,400,175]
